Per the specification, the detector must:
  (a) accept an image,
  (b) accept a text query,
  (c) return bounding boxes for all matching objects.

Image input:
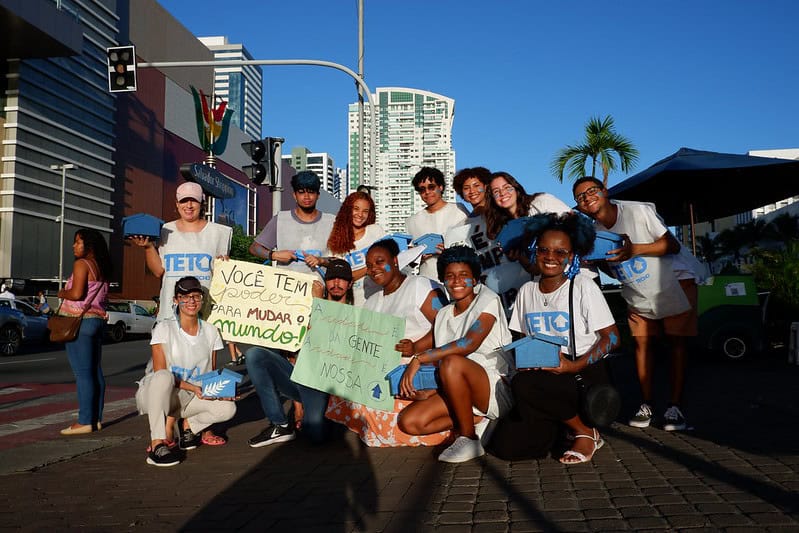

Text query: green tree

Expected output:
[551,115,639,187]
[750,241,799,312]
[229,225,262,263]
[764,213,799,243]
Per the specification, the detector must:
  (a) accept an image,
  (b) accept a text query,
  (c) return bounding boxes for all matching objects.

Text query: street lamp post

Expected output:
[50,163,75,290]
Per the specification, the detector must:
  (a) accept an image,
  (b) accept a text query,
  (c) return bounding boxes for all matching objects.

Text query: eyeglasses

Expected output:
[535,247,571,259]
[177,294,202,302]
[491,185,515,199]
[415,184,439,193]
[574,186,602,204]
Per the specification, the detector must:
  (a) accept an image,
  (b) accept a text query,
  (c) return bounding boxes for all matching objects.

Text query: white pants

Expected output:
[135,369,236,441]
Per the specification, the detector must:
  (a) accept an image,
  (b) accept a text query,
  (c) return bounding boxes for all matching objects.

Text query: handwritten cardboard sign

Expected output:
[290,298,404,411]
[207,260,316,351]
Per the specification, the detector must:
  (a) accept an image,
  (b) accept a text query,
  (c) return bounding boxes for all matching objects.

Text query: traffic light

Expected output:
[106,46,137,92]
[241,137,283,188]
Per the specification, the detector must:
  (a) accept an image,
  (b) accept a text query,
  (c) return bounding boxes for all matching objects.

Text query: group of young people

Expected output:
[109,163,699,468]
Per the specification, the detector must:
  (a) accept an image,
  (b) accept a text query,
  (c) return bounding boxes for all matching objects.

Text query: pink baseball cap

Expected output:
[176,182,204,202]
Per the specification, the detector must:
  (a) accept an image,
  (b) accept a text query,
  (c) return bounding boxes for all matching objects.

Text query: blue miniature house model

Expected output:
[122,213,164,241]
[495,217,532,251]
[196,368,243,398]
[503,333,568,369]
[386,364,439,396]
[385,233,413,252]
[411,233,444,255]
[584,230,624,261]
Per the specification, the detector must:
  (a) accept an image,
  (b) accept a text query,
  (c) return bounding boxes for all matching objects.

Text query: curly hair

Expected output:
[327,192,377,254]
[412,167,446,190]
[452,167,491,197]
[484,171,542,239]
[522,212,596,257]
[75,228,113,279]
[437,245,482,283]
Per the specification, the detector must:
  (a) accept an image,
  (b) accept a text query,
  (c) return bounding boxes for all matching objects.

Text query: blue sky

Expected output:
[159,0,798,205]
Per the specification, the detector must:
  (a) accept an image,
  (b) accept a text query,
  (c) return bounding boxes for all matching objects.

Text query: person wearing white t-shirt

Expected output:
[135,277,235,467]
[491,213,620,464]
[406,167,468,280]
[397,246,514,463]
[573,176,699,432]
[249,171,335,276]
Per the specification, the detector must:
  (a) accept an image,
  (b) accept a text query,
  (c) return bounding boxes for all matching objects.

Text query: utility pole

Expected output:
[358,0,366,189]
[50,163,76,290]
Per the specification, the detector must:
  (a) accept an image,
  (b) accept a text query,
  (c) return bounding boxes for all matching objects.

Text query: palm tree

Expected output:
[551,115,639,187]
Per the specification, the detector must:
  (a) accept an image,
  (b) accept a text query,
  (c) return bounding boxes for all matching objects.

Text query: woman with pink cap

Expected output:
[130,181,232,446]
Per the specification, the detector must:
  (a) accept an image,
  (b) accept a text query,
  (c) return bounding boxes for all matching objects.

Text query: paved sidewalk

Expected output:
[1,353,798,532]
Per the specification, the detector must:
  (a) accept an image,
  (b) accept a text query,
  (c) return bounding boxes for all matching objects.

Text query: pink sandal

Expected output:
[201,433,227,446]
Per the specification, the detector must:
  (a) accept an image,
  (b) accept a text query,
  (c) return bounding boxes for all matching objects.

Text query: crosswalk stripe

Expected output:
[0,397,138,437]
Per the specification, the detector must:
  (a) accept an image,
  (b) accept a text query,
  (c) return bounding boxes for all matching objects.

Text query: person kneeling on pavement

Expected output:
[135,277,236,467]
[245,259,355,448]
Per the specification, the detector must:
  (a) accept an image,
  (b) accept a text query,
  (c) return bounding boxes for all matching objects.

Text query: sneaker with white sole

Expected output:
[146,443,180,467]
[629,403,653,428]
[438,436,485,463]
[248,423,296,448]
[663,405,687,431]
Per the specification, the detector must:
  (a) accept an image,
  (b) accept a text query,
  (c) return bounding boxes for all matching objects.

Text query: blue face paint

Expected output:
[383,264,392,272]
[464,278,474,287]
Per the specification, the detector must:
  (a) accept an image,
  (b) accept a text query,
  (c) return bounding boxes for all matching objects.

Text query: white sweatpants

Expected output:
[135,369,236,441]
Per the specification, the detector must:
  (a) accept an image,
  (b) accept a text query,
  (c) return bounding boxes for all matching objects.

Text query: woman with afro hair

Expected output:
[305,191,385,306]
[489,212,620,464]
[397,245,514,463]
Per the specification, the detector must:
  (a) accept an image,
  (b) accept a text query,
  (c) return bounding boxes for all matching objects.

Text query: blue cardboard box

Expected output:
[503,333,567,369]
[196,368,243,398]
[122,213,164,241]
[584,230,624,261]
[411,233,444,255]
[386,364,438,396]
[495,217,533,251]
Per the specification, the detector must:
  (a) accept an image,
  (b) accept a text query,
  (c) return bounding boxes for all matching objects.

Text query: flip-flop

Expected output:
[201,434,227,446]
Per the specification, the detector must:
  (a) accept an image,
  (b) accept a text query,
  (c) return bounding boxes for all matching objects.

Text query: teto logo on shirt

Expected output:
[525,311,570,334]
[609,257,650,284]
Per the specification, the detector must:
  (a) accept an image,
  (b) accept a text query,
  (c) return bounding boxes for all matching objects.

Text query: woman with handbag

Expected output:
[56,228,111,435]
[489,213,620,464]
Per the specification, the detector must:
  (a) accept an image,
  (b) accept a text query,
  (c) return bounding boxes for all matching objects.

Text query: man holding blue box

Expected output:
[573,177,701,432]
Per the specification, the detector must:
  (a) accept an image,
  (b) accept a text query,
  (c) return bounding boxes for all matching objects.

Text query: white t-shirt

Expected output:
[327,223,386,306]
[406,202,468,279]
[157,221,232,321]
[146,318,224,384]
[434,284,513,375]
[598,200,691,319]
[529,193,571,215]
[509,273,615,357]
[254,209,336,275]
[364,275,440,342]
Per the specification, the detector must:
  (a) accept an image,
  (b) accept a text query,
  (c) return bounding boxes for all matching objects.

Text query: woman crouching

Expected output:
[398,245,514,463]
[135,277,236,467]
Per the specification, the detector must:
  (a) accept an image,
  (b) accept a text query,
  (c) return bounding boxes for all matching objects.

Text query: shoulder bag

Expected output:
[568,278,621,428]
[48,303,87,343]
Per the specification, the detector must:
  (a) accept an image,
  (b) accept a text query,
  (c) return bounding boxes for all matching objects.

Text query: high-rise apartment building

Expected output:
[282,146,338,199]
[198,36,262,140]
[348,87,456,233]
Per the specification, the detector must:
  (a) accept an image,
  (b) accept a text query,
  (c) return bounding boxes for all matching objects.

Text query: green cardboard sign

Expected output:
[291,298,404,411]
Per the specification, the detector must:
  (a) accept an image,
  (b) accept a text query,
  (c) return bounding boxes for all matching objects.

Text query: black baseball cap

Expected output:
[175,276,203,295]
[325,259,353,282]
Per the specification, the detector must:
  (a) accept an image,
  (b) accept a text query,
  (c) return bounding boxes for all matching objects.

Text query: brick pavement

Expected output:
[0,353,798,532]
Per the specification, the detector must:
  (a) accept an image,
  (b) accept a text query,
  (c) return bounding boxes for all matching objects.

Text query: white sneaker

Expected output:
[629,403,653,428]
[474,417,498,447]
[438,436,485,463]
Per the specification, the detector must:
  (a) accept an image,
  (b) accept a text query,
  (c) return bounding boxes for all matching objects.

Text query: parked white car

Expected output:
[106,301,155,342]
